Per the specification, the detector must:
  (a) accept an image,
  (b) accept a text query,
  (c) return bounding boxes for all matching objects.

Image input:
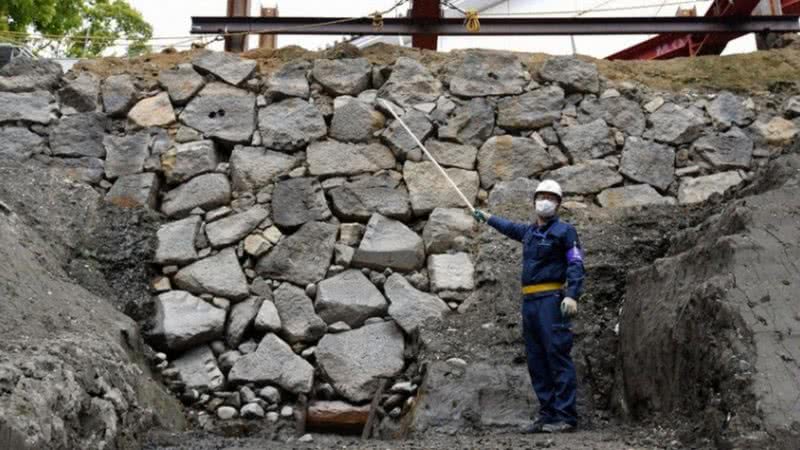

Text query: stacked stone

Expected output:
[3,49,798,426]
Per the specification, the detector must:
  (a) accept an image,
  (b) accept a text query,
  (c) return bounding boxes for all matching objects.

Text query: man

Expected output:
[473,179,584,433]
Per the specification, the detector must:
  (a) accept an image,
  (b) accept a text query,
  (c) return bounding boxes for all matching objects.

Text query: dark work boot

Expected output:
[522,418,548,434]
[542,421,576,433]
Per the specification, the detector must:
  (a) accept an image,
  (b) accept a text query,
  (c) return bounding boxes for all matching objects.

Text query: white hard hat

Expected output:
[535,179,563,200]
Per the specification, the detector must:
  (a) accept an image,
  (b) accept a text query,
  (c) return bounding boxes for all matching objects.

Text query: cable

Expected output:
[479,0,712,16]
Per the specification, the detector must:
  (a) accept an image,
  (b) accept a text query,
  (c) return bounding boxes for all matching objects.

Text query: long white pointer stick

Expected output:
[380,99,476,213]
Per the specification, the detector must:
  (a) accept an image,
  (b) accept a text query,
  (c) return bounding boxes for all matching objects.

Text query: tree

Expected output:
[0,0,153,57]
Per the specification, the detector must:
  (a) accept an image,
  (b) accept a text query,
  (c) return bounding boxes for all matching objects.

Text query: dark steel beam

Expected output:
[411,0,440,50]
[192,15,800,36]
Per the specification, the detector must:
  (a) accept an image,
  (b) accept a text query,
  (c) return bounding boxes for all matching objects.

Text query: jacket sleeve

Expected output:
[563,225,585,299]
[486,215,529,242]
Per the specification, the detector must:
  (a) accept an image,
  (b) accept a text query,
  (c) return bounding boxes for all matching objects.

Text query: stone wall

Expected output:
[2,48,798,433]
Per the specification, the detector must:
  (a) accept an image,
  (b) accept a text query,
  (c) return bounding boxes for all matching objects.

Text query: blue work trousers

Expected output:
[521,292,578,426]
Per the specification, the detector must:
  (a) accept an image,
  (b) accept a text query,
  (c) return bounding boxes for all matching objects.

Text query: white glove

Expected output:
[561,297,577,318]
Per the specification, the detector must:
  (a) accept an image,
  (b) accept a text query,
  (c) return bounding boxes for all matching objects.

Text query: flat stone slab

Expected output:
[648,103,705,145]
[228,333,315,394]
[315,269,388,327]
[105,173,160,210]
[404,161,479,216]
[206,206,269,248]
[180,82,256,144]
[425,140,478,170]
[162,140,221,185]
[159,63,206,105]
[597,184,676,208]
[383,273,449,334]
[329,174,411,222]
[50,112,107,158]
[256,221,338,286]
[174,248,249,300]
[497,86,564,130]
[128,92,175,128]
[172,345,224,392]
[103,131,150,179]
[273,283,327,344]
[449,50,528,97]
[161,173,231,218]
[558,119,615,163]
[428,253,475,292]
[271,177,332,228]
[230,146,297,192]
[193,51,257,86]
[147,290,226,352]
[437,98,495,148]
[0,126,45,160]
[0,91,55,124]
[329,100,385,143]
[619,137,676,191]
[693,127,753,170]
[422,208,475,254]
[258,98,327,151]
[306,140,395,177]
[226,296,264,348]
[539,56,599,94]
[316,321,405,402]
[477,136,554,189]
[266,60,310,99]
[678,171,744,204]
[352,214,425,272]
[550,160,623,195]
[102,74,138,117]
[377,57,442,108]
[311,58,372,96]
[155,216,201,265]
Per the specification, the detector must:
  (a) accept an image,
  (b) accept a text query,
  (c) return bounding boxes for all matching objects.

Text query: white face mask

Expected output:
[535,199,557,217]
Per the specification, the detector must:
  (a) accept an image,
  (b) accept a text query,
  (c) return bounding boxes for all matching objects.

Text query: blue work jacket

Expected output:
[487,215,585,299]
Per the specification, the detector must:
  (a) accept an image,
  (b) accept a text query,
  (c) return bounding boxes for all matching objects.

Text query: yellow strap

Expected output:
[465,9,480,33]
[521,282,564,295]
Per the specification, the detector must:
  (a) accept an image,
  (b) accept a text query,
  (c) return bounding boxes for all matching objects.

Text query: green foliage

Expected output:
[0,0,152,57]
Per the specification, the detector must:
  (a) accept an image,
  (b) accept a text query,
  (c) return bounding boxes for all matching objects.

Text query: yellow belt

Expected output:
[521,282,564,295]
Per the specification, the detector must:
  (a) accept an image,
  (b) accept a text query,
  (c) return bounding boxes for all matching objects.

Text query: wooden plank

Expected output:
[306,401,370,433]
[295,393,308,436]
[361,378,388,439]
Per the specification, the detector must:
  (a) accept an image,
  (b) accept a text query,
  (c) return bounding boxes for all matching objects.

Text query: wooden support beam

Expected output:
[306,401,371,433]
[361,378,388,439]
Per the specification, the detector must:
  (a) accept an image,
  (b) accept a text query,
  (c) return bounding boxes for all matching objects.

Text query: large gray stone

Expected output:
[580,95,646,137]
[487,178,539,212]
[0,126,44,160]
[404,161,479,215]
[227,296,264,348]
[0,91,55,124]
[228,333,315,393]
[180,82,256,144]
[497,86,565,130]
[315,269,388,327]
[103,131,150,179]
[192,51,257,86]
[155,215,201,265]
[425,140,478,170]
[316,321,405,402]
[230,146,297,192]
[159,64,206,105]
[147,290,226,352]
[384,273,448,334]
[172,345,224,392]
[558,118,615,163]
[597,184,676,208]
[477,136,554,189]
[271,177,331,228]
[428,253,475,292]
[307,140,395,176]
[329,100,385,142]
[677,171,744,204]
[258,97,327,151]
[311,58,371,96]
[161,140,220,185]
[539,56,599,94]
[128,92,176,128]
[266,60,310,99]
[59,72,99,113]
[422,208,475,254]
[352,214,424,272]
[329,174,411,222]
[378,57,442,108]
[105,173,160,209]
[693,127,753,170]
[619,137,675,191]
[449,50,528,97]
[550,160,623,195]
[174,248,249,300]
[48,157,105,185]
[0,58,62,92]
[707,91,754,130]
[438,98,495,148]
[273,283,327,344]
[101,74,138,117]
[50,112,107,158]
[381,109,433,159]
[256,221,338,286]
[161,173,231,218]
[649,103,705,145]
[206,206,270,248]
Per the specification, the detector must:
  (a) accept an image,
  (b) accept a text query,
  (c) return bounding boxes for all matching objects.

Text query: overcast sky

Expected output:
[121,0,757,58]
